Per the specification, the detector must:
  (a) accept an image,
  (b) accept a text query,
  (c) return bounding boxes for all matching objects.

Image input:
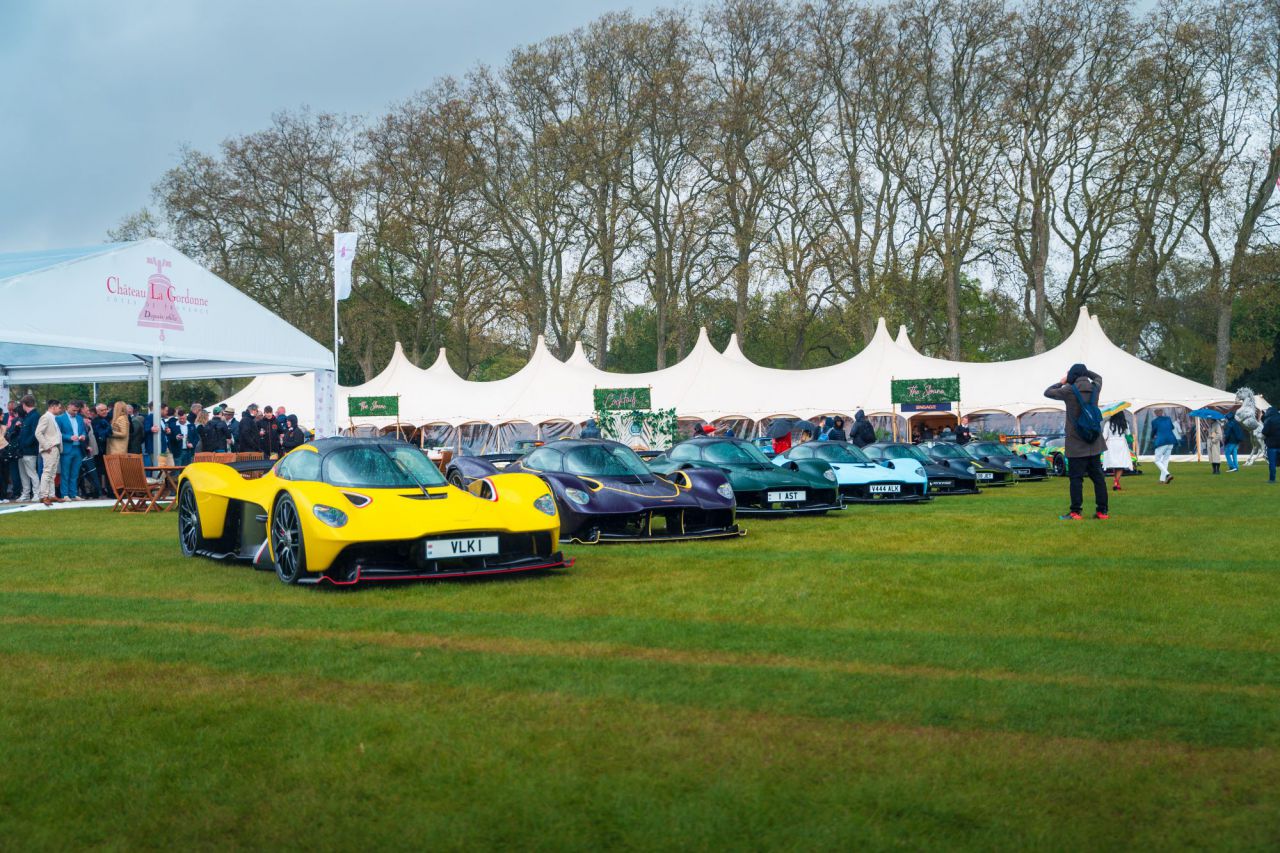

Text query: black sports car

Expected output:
[446,439,743,543]
[649,437,842,515]
[919,441,1017,487]
[963,441,1051,481]
[862,442,979,495]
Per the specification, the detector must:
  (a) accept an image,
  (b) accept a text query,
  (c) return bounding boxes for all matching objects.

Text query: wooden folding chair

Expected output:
[434,449,454,474]
[194,452,237,463]
[236,452,263,462]
[115,454,165,514]
[102,455,129,512]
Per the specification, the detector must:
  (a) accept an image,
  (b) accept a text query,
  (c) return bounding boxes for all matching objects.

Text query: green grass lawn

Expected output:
[1,463,1278,850]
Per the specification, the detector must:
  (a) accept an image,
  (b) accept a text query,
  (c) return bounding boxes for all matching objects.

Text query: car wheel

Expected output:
[178,482,205,557]
[271,493,307,585]
[448,471,467,489]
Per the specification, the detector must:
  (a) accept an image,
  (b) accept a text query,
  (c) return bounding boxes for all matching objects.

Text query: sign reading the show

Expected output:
[891,377,960,405]
[347,395,399,417]
[593,387,651,411]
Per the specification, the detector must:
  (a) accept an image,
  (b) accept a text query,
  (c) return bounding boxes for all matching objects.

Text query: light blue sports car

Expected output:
[773,442,929,503]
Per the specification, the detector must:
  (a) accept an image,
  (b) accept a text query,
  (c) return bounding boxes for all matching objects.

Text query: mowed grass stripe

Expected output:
[3,617,1279,748]
[2,590,1276,690]
[5,654,1278,851]
[6,613,1280,702]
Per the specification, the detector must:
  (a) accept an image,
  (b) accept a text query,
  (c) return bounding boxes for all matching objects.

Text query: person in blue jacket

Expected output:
[1223,415,1244,472]
[55,400,89,500]
[1149,410,1181,484]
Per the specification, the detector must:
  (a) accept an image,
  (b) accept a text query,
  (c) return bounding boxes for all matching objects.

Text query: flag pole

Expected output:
[333,230,340,380]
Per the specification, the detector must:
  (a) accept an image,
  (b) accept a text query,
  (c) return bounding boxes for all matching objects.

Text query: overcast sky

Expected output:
[0,0,669,253]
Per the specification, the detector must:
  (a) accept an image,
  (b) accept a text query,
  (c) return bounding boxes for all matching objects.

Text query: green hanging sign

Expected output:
[347,395,400,417]
[593,387,652,411]
[891,377,961,405]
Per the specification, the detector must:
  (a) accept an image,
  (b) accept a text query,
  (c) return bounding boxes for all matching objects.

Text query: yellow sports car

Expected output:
[177,437,570,585]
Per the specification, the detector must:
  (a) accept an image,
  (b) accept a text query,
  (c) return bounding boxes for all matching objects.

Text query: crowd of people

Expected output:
[0,397,309,505]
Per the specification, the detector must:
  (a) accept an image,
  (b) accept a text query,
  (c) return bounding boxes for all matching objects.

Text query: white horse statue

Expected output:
[1234,387,1266,465]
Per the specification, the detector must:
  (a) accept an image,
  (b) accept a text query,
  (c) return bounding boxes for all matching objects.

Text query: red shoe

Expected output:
[1095,512,1109,520]
[1059,512,1083,520]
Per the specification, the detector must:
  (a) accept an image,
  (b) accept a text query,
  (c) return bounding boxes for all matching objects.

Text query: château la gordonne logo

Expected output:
[105,256,210,341]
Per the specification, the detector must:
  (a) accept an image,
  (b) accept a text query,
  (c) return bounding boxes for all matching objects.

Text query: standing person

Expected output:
[1149,409,1180,484]
[1223,415,1244,473]
[35,399,64,505]
[106,401,130,455]
[850,410,877,447]
[55,400,88,501]
[954,416,972,445]
[280,414,307,454]
[194,409,210,455]
[222,407,239,451]
[1206,419,1224,475]
[580,418,601,439]
[15,395,41,502]
[170,410,197,466]
[827,416,848,442]
[0,402,20,500]
[1102,413,1133,491]
[204,406,231,453]
[1263,406,1280,484]
[238,405,261,456]
[143,404,171,467]
[127,404,145,456]
[260,406,281,460]
[1044,363,1108,520]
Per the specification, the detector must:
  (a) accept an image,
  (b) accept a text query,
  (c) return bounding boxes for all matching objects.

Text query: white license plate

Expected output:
[767,490,805,503]
[1015,468,1031,476]
[869,484,900,494]
[425,536,499,559]
[977,472,994,480]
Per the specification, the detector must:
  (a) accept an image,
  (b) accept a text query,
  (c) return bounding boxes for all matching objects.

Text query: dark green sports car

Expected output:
[648,437,842,515]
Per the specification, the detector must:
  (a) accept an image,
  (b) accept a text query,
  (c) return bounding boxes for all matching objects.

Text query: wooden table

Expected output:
[144,466,185,511]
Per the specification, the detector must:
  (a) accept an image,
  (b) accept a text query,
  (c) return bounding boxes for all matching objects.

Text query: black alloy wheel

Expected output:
[178,482,203,557]
[271,493,306,584]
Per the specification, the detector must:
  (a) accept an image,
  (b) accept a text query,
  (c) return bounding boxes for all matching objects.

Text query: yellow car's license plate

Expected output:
[425,536,499,559]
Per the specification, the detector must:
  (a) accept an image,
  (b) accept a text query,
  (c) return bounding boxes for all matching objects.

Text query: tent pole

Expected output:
[148,357,163,462]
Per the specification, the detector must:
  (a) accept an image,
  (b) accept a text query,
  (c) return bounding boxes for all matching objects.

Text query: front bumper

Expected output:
[567,507,744,544]
[732,488,842,515]
[313,530,569,584]
[926,479,980,495]
[838,482,930,503]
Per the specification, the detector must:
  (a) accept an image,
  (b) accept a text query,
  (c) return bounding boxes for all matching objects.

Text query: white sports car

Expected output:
[773,442,930,503]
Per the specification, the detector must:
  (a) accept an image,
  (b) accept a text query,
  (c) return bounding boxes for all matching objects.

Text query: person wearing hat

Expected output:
[1045,362,1107,520]
[204,404,232,453]
[280,414,307,454]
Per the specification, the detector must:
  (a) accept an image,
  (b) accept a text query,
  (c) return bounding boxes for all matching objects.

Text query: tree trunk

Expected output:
[734,238,751,340]
[1030,201,1048,353]
[945,260,962,359]
[1213,291,1233,389]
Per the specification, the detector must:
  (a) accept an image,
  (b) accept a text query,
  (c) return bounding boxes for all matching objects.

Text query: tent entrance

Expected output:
[909,413,957,441]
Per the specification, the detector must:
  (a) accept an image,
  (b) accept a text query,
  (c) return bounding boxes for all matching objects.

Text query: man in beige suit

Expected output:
[35,399,64,505]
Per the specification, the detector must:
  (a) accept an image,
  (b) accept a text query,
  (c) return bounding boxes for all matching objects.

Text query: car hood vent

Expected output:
[401,490,448,500]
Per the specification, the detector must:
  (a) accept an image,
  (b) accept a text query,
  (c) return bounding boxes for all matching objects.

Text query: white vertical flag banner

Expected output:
[334,232,357,301]
[314,370,338,439]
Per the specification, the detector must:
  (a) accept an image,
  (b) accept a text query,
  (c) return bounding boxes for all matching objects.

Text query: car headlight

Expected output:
[312,504,348,528]
[565,488,590,505]
[967,465,977,475]
[822,469,836,481]
[534,494,557,516]
[716,482,734,500]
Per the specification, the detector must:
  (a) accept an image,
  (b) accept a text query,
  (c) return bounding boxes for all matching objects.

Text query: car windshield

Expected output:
[883,444,932,463]
[705,441,774,467]
[814,444,871,463]
[324,445,447,488]
[928,442,969,459]
[563,445,652,480]
[972,442,1014,456]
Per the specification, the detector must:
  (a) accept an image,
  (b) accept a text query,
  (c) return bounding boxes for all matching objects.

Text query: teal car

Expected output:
[648,437,841,516]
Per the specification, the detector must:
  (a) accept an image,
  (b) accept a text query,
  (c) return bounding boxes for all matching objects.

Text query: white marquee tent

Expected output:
[0,239,335,454]
[218,307,1258,454]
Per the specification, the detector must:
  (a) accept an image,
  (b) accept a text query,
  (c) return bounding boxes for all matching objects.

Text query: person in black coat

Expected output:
[850,410,877,447]
[954,416,972,445]
[259,407,282,459]
[1262,406,1280,484]
[280,415,307,454]
[827,416,848,442]
[238,406,261,454]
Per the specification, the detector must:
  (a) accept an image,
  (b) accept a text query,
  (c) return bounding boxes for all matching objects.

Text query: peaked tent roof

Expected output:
[0,239,333,384]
